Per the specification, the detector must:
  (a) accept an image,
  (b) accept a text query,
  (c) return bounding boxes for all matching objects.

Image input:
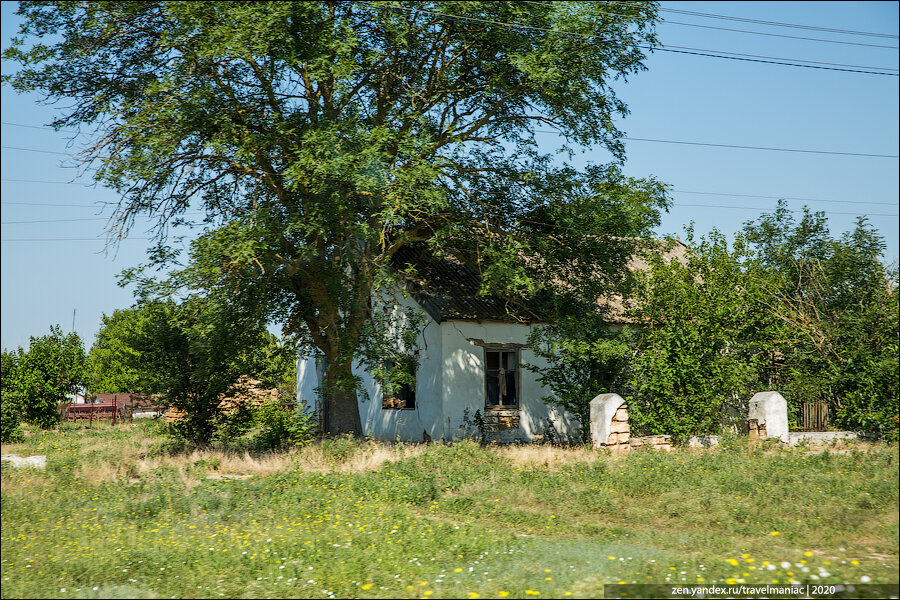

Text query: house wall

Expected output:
[439,320,581,442]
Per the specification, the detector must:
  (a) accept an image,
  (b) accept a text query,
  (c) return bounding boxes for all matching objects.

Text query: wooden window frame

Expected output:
[482,345,521,412]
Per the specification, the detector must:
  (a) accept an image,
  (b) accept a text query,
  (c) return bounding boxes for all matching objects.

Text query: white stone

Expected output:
[589,393,625,449]
[748,391,789,442]
[687,435,720,448]
[1,454,47,470]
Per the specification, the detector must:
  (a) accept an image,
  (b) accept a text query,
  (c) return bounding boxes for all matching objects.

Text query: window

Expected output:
[382,359,416,410]
[485,349,518,407]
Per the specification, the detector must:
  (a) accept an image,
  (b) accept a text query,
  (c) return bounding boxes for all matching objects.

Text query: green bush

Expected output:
[213,398,316,452]
[1,389,24,443]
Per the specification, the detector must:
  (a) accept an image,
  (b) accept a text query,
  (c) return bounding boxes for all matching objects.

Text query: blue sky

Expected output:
[2,1,898,351]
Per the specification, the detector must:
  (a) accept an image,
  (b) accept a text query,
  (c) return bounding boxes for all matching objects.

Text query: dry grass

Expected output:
[496,442,597,470]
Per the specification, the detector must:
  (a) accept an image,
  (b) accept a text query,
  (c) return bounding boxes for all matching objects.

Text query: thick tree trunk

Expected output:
[322,356,363,436]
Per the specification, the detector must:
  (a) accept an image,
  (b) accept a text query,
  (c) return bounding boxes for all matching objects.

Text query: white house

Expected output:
[296,242,685,442]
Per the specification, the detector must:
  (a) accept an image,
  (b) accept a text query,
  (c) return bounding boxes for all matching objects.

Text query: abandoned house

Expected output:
[296,241,687,442]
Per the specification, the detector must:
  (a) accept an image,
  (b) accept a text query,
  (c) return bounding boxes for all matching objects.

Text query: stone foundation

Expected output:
[483,407,520,432]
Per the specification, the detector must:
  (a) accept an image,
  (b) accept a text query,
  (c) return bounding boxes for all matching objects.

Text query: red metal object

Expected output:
[64,400,125,424]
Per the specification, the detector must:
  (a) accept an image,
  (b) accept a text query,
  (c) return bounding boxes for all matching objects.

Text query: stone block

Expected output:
[609,420,630,434]
[613,407,629,422]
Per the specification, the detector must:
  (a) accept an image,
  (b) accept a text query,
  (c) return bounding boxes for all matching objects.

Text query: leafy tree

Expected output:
[115,297,291,444]
[87,306,157,394]
[5,1,667,435]
[88,303,296,399]
[11,326,87,429]
[624,233,775,438]
[621,205,897,440]
[743,204,898,438]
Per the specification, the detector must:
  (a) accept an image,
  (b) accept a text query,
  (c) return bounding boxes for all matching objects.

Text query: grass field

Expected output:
[1,422,898,598]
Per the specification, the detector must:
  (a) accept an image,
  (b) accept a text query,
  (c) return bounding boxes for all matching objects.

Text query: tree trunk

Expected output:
[322,356,363,436]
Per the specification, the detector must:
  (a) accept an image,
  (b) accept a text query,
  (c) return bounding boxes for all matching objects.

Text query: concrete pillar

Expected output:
[748,391,789,442]
[589,393,628,448]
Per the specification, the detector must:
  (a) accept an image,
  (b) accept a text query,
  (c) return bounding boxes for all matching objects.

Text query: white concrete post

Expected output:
[748,391,789,442]
[589,393,626,448]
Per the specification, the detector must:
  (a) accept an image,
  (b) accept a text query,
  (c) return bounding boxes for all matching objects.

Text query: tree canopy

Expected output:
[5,1,668,435]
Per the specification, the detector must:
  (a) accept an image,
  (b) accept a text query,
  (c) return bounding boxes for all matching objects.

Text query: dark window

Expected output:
[485,349,517,407]
[382,359,416,410]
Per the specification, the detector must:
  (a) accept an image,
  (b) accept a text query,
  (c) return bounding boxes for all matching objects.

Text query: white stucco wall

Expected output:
[440,320,580,442]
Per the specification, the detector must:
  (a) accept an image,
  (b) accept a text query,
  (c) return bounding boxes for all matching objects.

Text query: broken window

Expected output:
[381,358,416,410]
[485,349,518,407]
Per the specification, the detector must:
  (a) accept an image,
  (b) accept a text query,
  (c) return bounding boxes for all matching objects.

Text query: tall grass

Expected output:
[2,423,897,598]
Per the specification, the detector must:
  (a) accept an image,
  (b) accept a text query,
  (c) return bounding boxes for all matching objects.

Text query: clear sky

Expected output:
[2,1,898,351]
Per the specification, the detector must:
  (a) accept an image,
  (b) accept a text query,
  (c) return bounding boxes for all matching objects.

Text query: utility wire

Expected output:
[1,217,108,225]
[655,5,900,39]
[357,2,899,75]
[519,0,900,48]
[671,190,897,207]
[3,180,897,210]
[660,20,899,49]
[1,201,112,208]
[6,132,897,160]
[1,145,72,156]
[673,203,898,217]
[0,237,149,242]
[621,137,899,158]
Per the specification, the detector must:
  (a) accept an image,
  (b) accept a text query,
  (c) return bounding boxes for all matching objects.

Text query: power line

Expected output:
[655,6,900,39]
[1,145,72,156]
[621,137,899,158]
[672,203,898,217]
[358,2,899,75]
[1,217,108,225]
[0,237,149,242]
[658,44,898,73]
[531,131,899,158]
[1,121,78,133]
[1,178,96,186]
[1,201,111,208]
[671,190,897,207]
[519,0,900,45]
[661,20,900,49]
[7,132,898,161]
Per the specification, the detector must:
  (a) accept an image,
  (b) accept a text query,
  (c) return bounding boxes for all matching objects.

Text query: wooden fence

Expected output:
[799,401,829,431]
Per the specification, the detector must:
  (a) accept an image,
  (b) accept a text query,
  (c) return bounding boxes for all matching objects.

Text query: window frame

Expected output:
[482,345,520,411]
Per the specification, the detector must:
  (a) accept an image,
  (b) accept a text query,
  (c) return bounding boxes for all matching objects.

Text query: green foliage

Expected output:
[212,399,316,452]
[743,205,898,439]
[1,349,24,442]
[624,206,898,440]
[7,325,86,429]
[625,233,774,438]
[526,316,631,442]
[4,1,666,436]
[134,298,291,444]
[87,306,157,394]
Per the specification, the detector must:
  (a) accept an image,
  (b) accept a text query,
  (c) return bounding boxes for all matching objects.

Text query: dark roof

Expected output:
[391,245,551,323]
[391,240,689,325]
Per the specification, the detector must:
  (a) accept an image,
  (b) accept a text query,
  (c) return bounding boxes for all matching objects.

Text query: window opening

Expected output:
[485,349,518,407]
[382,358,416,410]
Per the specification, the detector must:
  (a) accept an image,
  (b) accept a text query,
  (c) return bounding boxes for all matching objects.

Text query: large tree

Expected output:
[5,1,668,435]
